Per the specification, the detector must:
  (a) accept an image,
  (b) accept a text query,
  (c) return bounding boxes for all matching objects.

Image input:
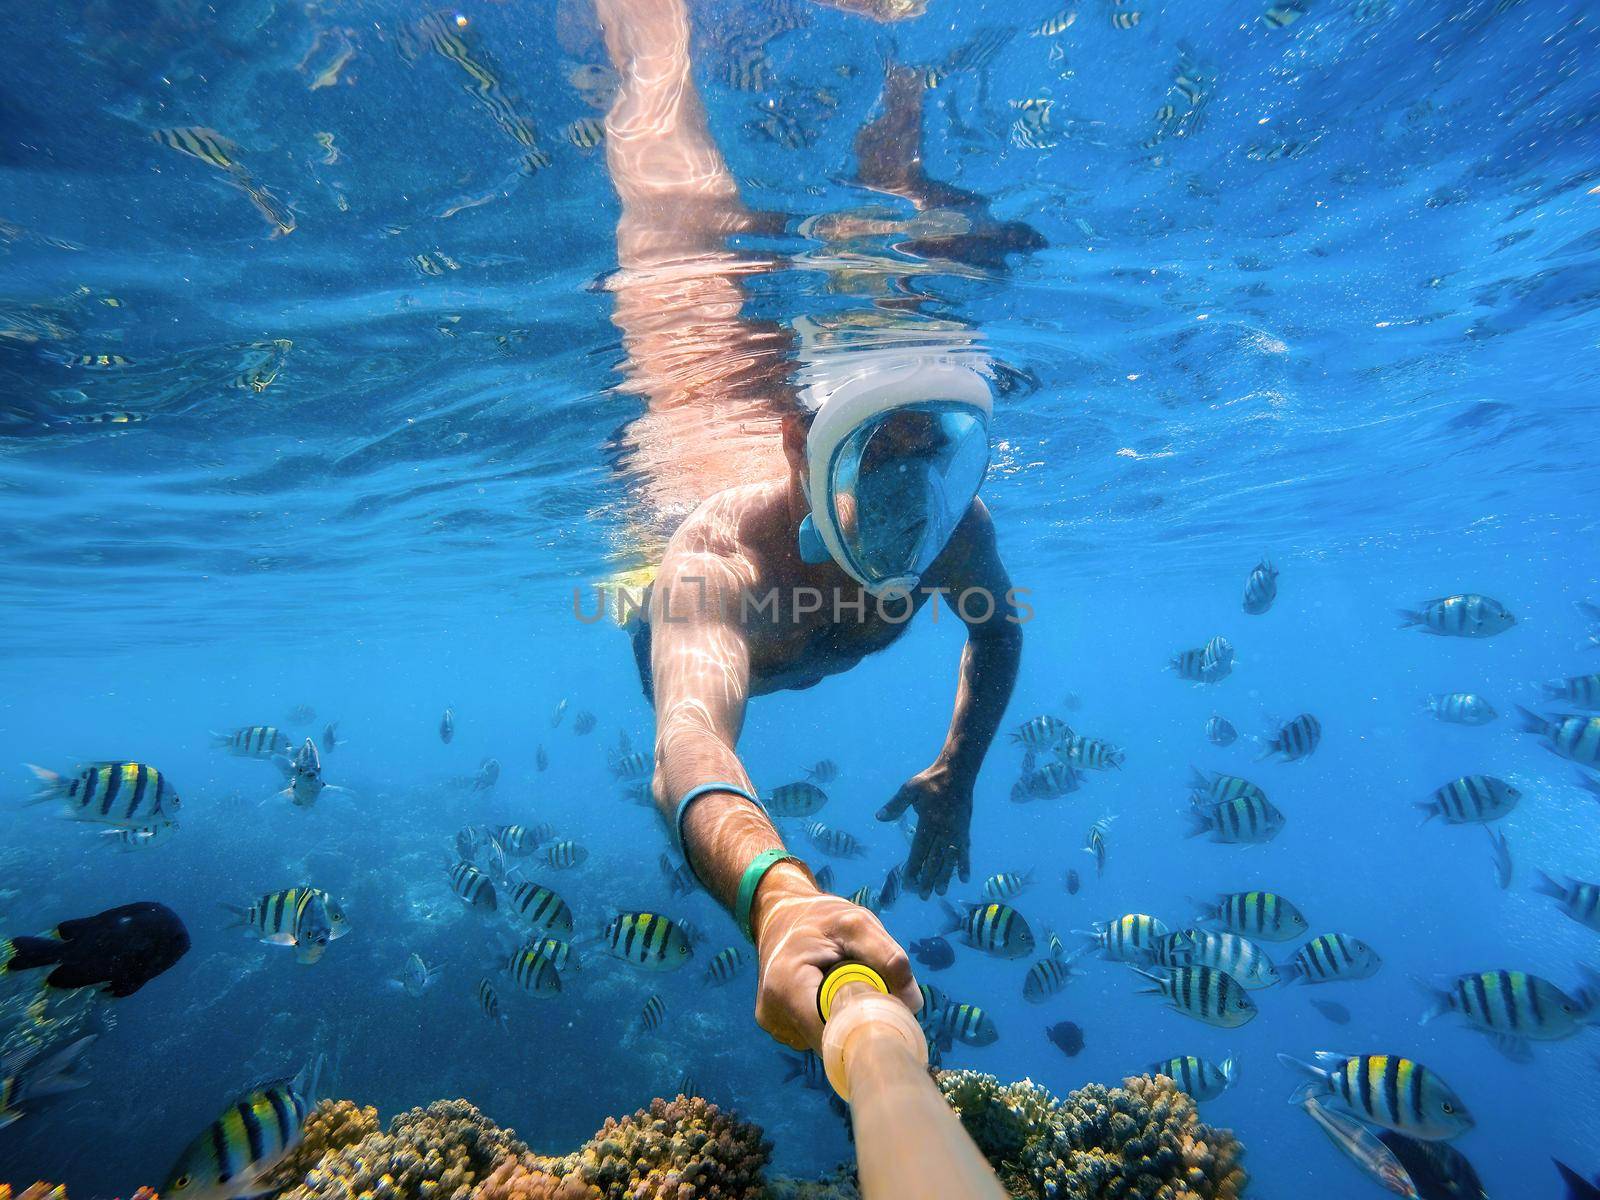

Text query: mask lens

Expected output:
[829,405,988,584]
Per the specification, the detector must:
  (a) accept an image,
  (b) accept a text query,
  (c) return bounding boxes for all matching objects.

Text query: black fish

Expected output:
[1045,1020,1084,1057]
[1556,1159,1600,1200]
[1310,999,1351,1025]
[1378,1130,1487,1199]
[2,902,189,997]
[1065,869,1081,895]
[910,936,955,970]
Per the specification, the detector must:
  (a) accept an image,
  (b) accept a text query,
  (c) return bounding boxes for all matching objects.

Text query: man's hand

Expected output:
[877,762,973,899]
[751,864,920,1052]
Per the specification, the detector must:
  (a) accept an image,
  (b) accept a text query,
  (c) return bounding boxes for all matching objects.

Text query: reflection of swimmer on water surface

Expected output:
[598,0,1026,1057]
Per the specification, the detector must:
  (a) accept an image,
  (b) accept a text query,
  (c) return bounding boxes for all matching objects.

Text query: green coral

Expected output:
[936,1071,1246,1200]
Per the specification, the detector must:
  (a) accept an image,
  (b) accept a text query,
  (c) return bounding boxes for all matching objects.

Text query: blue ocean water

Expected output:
[2,0,1599,1193]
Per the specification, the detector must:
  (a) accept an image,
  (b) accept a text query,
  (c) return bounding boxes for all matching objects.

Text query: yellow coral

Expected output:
[264,1099,382,1188]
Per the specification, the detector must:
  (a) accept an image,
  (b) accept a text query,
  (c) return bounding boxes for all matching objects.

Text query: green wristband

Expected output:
[736,849,805,944]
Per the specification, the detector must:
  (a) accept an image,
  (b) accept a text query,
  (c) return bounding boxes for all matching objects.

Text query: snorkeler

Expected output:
[596,0,1026,1053]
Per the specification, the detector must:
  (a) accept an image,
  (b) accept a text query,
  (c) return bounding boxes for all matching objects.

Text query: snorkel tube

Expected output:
[817,963,1008,1200]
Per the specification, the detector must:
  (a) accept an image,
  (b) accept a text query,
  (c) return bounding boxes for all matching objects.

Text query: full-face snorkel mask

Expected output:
[796,358,993,597]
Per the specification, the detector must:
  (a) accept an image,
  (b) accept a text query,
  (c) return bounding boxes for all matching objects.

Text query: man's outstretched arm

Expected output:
[650,535,920,1050]
[879,500,1023,897]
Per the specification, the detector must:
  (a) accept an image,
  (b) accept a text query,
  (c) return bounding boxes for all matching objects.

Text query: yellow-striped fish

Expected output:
[604,911,692,970]
[1032,10,1077,36]
[222,887,349,965]
[152,127,241,171]
[1277,1052,1473,1140]
[640,994,667,1031]
[563,117,605,150]
[1111,10,1141,28]
[26,761,181,829]
[478,977,507,1027]
[942,901,1035,959]
[703,945,746,985]
[507,881,573,934]
[162,1058,320,1200]
[74,353,131,368]
[505,944,562,997]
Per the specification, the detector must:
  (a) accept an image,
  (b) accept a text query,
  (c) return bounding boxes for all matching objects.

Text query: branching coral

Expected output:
[562,1095,771,1200]
[937,1070,1246,1200]
[284,1098,529,1200]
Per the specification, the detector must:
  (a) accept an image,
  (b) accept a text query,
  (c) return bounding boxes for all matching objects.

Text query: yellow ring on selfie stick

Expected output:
[818,962,888,1023]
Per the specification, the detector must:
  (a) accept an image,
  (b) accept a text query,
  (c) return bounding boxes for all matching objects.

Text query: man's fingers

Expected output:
[876,788,914,822]
[958,844,971,883]
[787,962,826,1052]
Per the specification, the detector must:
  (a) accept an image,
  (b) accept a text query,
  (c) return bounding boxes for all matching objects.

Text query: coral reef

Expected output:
[264,1099,382,1188]
[559,1095,770,1200]
[937,1070,1246,1200]
[233,1070,1243,1200]
[0,1190,154,1200]
[284,1099,530,1200]
[472,1157,599,1200]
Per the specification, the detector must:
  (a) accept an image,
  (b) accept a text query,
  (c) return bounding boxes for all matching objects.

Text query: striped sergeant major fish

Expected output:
[445,860,497,911]
[878,864,902,912]
[0,1035,97,1131]
[1011,761,1082,803]
[943,901,1035,960]
[67,411,145,426]
[1517,707,1600,766]
[766,780,828,817]
[1281,933,1382,984]
[1532,871,1600,934]
[439,705,455,744]
[213,726,293,759]
[939,24,1015,77]
[403,13,543,153]
[1189,768,1268,806]
[1258,713,1321,762]
[1416,968,1598,1060]
[639,994,667,1032]
[1416,774,1520,825]
[1133,965,1258,1027]
[604,911,693,970]
[1206,715,1238,746]
[223,887,350,965]
[1542,674,1600,710]
[1195,891,1308,942]
[1487,826,1513,890]
[161,1056,322,1200]
[718,34,772,91]
[1186,792,1285,843]
[26,761,181,828]
[982,870,1033,901]
[151,126,243,172]
[1396,594,1515,638]
[1022,952,1084,1003]
[74,353,132,368]
[545,840,589,869]
[1084,816,1113,877]
[229,340,293,394]
[1061,736,1124,770]
[522,936,579,974]
[847,885,879,913]
[388,953,440,998]
[931,1002,998,1048]
[608,749,651,782]
[1171,642,1231,683]
[1148,1055,1237,1103]
[1243,557,1278,614]
[505,944,562,997]
[478,977,507,1028]
[493,824,551,856]
[232,177,295,237]
[703,946,746,985]
[1278,1052,1473,1141]
[506,881,573,934]
[1031,9,1076,36]
[1079,913,1168,964]
[563,117,605,150]
[782,1049,827,1089]
[806,822,866,858]
[1424,692,1498,725]
[1167,930,1279,989]
[1012,714,1073,749]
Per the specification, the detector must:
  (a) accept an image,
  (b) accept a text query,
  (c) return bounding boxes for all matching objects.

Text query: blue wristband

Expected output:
[673,781,763,857]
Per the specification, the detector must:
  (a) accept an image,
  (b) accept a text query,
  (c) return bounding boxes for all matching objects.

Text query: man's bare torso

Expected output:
[657,479,947,695]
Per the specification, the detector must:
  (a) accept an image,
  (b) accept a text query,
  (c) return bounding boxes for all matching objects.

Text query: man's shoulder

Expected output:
[668,481,786,558]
